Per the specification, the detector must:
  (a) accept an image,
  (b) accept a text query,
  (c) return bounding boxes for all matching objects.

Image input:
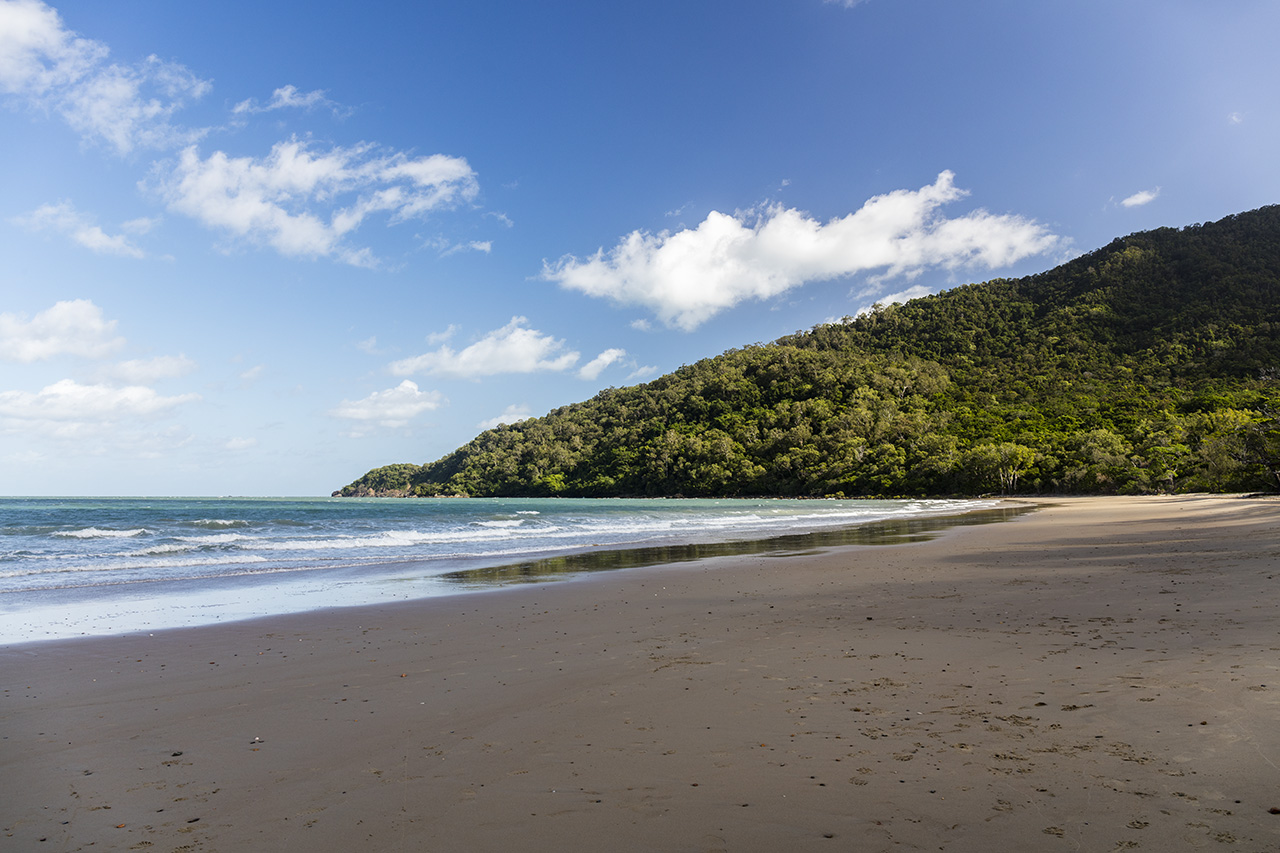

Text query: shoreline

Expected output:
[0,497,1010,645]
[3,495,1278,851]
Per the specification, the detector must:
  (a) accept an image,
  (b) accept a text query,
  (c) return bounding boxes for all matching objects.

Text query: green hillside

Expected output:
[339,207,1280,498]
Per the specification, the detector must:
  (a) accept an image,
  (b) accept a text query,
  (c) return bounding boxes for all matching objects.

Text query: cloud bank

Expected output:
[0,299,199,447]
[0,378,196,422]
[543,172,1061,330]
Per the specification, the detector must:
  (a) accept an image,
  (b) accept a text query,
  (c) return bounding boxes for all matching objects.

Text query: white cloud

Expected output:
[824,0,868,8]
[0,378,199,437]
[389,316,580,379]
[239,364,265,382]
[59,54,209,154]
[0,0,103,96]
[1121,187,1160,208]
[477,403,533,430]
[1228,112,1243,125]
[102,354,196,383]
[440,239,492,256]
[0,0,210,155]
[426,324,460,345]
[0,299,125,362]
[425,236,493,256]
[232,84,339,115]
[152,139,478,265]
[1,2,481,264]
[225,436,257,451]
[329,380,444,428]
[14,200,146,257]
[542,172,1061,331]
[854,284,932,317]
[120,215,159,235]
[626,365,660,382]
[577,347,626,381]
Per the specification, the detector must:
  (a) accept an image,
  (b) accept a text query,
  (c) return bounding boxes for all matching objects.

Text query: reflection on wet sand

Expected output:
[442,504,1035,587]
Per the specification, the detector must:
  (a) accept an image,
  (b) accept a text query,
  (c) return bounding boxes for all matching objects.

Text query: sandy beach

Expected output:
[3,495,1279,852]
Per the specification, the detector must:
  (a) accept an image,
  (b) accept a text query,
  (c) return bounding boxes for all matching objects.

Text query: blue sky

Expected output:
[2,0,1278,496]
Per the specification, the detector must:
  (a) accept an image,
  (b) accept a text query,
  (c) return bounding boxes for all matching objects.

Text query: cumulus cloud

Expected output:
[0,0,210,154]
[14,200,146,257]
[329,380,444,428]
[542,172,1061,331]
[1121,187,1160,208]
[389,317,580,379]
[0,299,125,362]
[477,403,533,430]
[151,139,478,265]
[577,347,626,381]
[0,378,199,437]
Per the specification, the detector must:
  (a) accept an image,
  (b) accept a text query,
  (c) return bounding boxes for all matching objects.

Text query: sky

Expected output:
[1,0,1278,496]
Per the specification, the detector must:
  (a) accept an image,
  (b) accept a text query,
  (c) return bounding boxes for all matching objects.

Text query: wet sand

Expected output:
[3,495,1279,851]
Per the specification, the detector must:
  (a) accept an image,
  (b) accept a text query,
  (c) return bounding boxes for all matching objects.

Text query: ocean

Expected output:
[0,496,1005,643]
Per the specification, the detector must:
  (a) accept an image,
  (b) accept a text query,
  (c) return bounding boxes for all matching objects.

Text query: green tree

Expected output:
[962,442,1036,494]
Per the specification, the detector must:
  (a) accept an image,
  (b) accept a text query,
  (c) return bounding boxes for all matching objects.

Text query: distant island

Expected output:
[338,206,1280,498]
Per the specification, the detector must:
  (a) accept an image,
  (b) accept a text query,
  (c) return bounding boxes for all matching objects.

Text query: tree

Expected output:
[963,442,1036,494]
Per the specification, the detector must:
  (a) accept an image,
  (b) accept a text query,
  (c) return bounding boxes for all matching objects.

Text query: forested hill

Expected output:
[339,206,1280,498]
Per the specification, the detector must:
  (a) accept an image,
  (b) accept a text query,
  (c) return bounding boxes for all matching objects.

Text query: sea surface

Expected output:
[0,496,1002,644]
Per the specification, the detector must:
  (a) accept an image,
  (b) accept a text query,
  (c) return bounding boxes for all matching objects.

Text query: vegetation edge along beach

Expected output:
[339,205,1280,499]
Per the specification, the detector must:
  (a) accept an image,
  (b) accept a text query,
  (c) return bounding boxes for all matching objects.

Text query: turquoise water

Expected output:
[0,496,996,643]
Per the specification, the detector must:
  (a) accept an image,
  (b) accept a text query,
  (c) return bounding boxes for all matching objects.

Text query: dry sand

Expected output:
[3,495,1279,852]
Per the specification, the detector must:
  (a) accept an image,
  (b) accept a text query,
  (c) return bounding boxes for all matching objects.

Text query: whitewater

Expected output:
[0,496,1001,643]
